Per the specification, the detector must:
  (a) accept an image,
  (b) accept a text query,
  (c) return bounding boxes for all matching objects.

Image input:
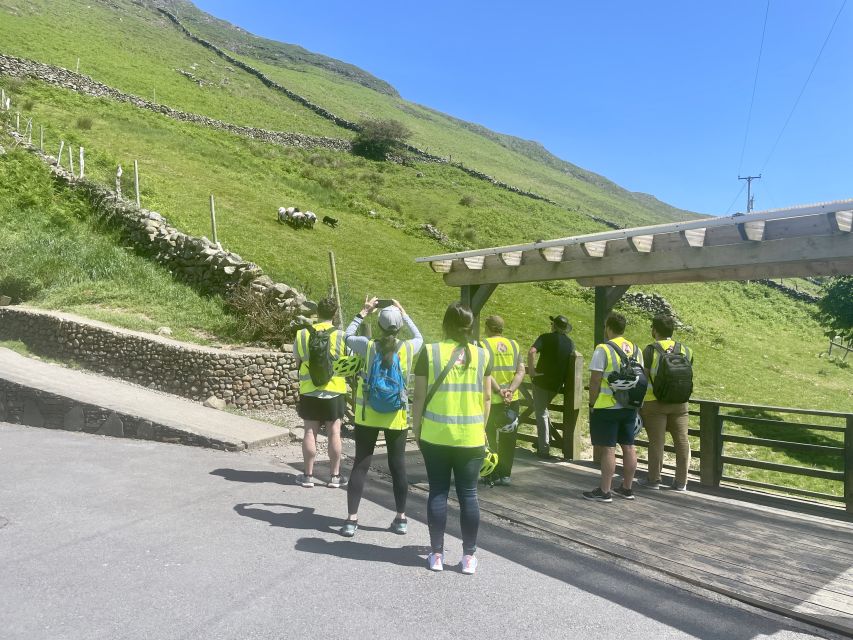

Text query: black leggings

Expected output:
[420,441,484,556]
[347,424,408,516]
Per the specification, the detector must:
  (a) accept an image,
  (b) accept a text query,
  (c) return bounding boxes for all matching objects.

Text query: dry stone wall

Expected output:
[5,128,317,318]
[0,307,299,410]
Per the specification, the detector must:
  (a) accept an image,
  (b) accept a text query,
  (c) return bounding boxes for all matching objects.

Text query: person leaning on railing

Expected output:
[639,314,694,492]
[412,302,493,575]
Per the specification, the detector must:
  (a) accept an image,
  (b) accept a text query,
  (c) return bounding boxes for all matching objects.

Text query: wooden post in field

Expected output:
[25,119,32,144]
[15,112,19,132]
[1,89,5,110]
[561,350,584,460]
[133,160,140,207]
[68,144,75,177]
[329,251,343,328]
[209,193,218,245]
[79,147,85,179]
[76,57,80,74]
[39,125,44,151]
[57,140,65,167]
[153,87,156,103]
[115,165,123,198]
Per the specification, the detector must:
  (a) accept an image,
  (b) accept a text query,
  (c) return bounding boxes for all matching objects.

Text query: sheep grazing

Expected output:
[277,206,316,229]
[303,211,317,229]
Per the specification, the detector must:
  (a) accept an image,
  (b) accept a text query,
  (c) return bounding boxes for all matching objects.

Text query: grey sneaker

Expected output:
[297,474,315,488]
[668,482,688,492]
[327,474,348,488]
[390,517,408,535]
[497,476,512,486]
[340,520,358,537]
[613,486,635,500]
[582,487,612,503]
[638,478,662,490]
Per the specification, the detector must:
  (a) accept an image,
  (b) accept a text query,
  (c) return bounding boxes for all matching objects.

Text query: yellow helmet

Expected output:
[480,449,499,478]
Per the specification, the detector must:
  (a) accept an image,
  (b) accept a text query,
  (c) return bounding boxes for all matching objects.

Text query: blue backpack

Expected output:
[364,344,408,416]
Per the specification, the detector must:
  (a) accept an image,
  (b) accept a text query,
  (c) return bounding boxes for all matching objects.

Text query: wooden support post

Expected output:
[57,141,65,166]
[15,112,20,131]
[699,402,723,487]
[79,147,84,179]
[76,57,80,74]
[329,251,344,329]
[115,165,123,198]
[68,144,74,177]
[593,285,630,347]
[209,193,218,245]
[845,416,853,516]
[134,160,140,207]
[25,119,32,143]
[39,125,44,151]
[561,350,584,460]
[1,89,5,110]
[460,283,498,340]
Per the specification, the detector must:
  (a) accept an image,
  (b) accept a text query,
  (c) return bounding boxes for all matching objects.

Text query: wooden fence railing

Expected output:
[626,399,853,514]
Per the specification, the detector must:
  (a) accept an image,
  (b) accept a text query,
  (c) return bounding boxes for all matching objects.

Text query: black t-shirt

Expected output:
[414,343,493,377]
[532,332,575,392]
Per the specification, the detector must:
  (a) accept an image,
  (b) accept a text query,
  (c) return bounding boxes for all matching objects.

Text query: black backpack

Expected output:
[606,341,648,409]
[305,325,335,387]
[651,342,693,403]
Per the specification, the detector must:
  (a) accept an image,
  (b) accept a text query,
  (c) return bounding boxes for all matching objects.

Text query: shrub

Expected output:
[462,228,477,242]
[459,194,476,207]
[0,276,41,304]
[352,118,412,160]
[22,99,35,111]
[818,276,853,340]
[76,116,93,130]
[226,285,301,345]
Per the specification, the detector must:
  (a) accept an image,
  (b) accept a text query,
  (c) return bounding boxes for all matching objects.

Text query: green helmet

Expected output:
[480,449,499,478]
[333,354,364,377]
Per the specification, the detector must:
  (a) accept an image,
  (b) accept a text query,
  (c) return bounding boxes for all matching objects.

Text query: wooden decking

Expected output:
[395,448,853,635]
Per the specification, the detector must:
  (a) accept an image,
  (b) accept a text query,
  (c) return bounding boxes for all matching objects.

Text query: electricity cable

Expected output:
[737,0,770,176]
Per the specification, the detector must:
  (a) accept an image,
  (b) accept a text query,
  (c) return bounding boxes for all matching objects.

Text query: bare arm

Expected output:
[412,376,427,442]
[527,347,538,377]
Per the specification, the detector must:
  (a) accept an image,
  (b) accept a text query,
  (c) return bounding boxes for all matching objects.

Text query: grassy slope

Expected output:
[0,1,850,497]
[0,145,245,344]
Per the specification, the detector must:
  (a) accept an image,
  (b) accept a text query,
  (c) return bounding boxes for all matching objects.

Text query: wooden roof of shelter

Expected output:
[416,199,853,288]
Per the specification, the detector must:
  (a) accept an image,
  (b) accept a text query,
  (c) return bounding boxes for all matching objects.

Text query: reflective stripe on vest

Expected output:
[482,336,520,403]
[644,339,693,402]
[593,336,638,409]
[354,340,414,430]
[294,321,347,395]
[421,340,487,447]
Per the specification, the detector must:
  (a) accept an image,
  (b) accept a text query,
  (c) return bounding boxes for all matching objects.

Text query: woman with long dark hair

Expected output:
[412,301,492,574]
[341,297,422,537]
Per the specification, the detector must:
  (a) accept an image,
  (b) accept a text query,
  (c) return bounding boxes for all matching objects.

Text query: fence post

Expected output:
[115,165,123,198]
[561,350,584,460]
[39,125,44,151]
[209,193,218,244]
[699,402,722,487]
[79,147,85,179]
[845,416,853,516]
[68,145,75,178]
[134,160,141,207]
[15,112,20,132]
[57,140,65,167]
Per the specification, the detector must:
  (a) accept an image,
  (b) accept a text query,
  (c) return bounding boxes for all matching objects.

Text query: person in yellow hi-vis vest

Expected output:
[412,302,493,575]
[585,312,644,503]
[293,297,349,489]
[340,296,423,538]
[480,315,525,486]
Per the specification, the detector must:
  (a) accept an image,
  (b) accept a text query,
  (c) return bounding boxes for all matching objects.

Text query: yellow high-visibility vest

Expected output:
[593,336,640,409]
[355,340,414,430]
[420,340,489,447]
[481,336,520,403]
[643,339,694,402]
[294,321,347,396]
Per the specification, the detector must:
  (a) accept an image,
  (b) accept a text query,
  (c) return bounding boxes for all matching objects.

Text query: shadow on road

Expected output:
[211,468,295,485]
[233,502,388,535]
[295,538,428,568]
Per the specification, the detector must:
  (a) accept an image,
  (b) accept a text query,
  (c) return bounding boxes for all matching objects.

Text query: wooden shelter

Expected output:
[416,199,853,345]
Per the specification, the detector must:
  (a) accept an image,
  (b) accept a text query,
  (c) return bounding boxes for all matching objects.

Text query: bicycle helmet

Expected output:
[607,373,638,390]
[480,449,499,478]
[333,354,364,377]
[499,407,519,434]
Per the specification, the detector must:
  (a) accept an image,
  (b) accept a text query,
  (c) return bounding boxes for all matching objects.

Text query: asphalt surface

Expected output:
[0,423,835,640]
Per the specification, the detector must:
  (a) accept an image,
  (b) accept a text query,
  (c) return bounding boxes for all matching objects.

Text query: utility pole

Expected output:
[738,174,761,212]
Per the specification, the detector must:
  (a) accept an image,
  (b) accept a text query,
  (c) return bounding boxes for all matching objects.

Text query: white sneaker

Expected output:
[297,474,314,488]
[638,478,662,490]
[461,554,478,575]
[427,552,444,572]
[669,482,688,492]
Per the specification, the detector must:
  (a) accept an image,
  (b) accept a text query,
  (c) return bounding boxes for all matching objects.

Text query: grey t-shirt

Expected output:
[590,341,643,409]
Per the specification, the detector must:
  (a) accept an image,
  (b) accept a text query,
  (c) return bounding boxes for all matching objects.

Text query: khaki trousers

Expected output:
[640,400,690,486]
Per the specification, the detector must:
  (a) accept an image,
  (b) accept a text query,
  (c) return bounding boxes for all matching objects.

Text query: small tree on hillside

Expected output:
[352,118,412,160]
[817,276,853,340]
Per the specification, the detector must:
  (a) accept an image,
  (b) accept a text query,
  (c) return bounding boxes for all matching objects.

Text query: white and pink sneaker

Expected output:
[427,552,444,572]
[461,554,478,575]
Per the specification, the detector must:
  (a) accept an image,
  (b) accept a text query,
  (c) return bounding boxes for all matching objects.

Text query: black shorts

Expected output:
[590,408,638,447]
[297,394,346,422]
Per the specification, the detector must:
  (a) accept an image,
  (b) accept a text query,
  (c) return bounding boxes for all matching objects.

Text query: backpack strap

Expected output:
[605,340,628,365]
[423,346,464,412]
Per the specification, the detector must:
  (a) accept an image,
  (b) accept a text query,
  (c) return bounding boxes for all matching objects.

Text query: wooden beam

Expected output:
[498,251,523,266]
[582,240,607,258]
[539,246,565,262]
[831,210,852,233]
[738,220,766,241]
[443,233,853,286]
[628,234,654,253]
[680,228,706,248]
[430,260,452,273]
[462,255,485,270]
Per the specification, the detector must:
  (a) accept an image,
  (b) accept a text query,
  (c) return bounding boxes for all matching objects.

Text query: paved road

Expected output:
[0,423,834,640]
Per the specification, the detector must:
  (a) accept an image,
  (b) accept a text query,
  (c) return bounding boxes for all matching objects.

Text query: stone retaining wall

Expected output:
[5,128,316,318]
[0,307,298,410]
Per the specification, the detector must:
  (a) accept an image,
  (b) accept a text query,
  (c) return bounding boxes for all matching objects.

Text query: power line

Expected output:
[724,182,747,215]
[737,0,770,176]
[760,0,848,171]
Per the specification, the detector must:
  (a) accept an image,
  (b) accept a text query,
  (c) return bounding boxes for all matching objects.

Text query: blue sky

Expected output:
[193,1,851,216]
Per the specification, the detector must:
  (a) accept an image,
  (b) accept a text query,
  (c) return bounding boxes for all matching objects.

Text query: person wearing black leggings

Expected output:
[341,296,422,537]
[412,302,492,575]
